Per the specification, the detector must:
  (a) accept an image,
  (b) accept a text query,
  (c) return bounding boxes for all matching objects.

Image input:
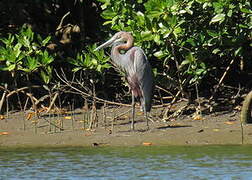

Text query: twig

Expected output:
[69,101,74,130]
[0,85,10,92]
[6,97,9,117]
[46,92,59,113]
[155,85,174,96]
[209,59,235,101]
[35,95,50,105]
[49,110,52,132]
[72,99,75,128]
[82,111,86,129]
[170,41,186,97]
[112,108,115,134]
[103,103,107,129]
[113,108,131,120]
[166,104,189,120]
[6,86,41,98]
[58,94,63,130]
[26,93,39,118]
[195,83,202,116]
[88,105,94,130]
[55,69,132,107]
[42,117,64,131]
[56,11,70,32]
[14,76,23,112]
[23,97,29,112]
[162,90,181,121]
[55,69,175,111]
[158,89,164,106]
[22,111,26,131]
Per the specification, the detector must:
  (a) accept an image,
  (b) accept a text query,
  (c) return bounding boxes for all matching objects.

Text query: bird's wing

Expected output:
[132,47,153,112]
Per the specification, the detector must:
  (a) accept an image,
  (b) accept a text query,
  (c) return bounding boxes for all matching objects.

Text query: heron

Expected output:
[95,31,153,130]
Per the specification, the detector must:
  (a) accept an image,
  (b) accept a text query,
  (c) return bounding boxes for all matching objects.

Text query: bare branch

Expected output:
[55,69,132,107]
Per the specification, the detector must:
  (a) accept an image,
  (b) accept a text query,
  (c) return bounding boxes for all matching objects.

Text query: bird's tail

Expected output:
[140,95,152,112]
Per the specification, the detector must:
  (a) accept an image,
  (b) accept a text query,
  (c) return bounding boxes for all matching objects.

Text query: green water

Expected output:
[1,145,252,179]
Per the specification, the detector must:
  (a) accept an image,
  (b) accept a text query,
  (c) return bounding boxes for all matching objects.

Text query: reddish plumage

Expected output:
[127,74,142,98]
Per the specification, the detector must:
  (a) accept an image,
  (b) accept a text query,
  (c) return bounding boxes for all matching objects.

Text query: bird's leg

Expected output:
[131,93,135,131]
[144,110,149,130]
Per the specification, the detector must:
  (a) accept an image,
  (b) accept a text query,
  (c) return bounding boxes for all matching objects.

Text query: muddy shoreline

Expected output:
[0,106,252,147]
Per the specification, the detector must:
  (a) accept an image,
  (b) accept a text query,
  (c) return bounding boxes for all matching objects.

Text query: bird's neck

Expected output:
[112,35,134,57]
[111,34,134,69]
[118,34,134,51]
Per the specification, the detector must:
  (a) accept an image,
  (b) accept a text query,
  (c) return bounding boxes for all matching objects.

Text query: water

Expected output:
[1,146,252,179]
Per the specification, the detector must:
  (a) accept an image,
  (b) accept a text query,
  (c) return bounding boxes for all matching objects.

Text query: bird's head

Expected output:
[95,31,133,51]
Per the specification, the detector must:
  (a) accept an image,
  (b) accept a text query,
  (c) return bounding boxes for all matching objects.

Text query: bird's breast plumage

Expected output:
[112,45,153,112]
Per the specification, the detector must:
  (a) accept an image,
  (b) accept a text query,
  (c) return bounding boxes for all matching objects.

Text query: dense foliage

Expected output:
[0,25,53,84]
[0,0,251,112]
[99,0,252,91]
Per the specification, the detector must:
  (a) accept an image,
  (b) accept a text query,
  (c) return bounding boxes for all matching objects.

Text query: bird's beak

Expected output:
[94,36,117,51]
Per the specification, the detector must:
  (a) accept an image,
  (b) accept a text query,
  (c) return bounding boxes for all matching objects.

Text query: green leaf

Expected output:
[144,16,152,29]
[40,66,52,84]
[207,30,219,38]
[101,9,117,19]
[227,10,232,17]
[40,51,54,65]
[186,52,195,62]
[195,68,205,75]
[141,31,153,41]
[68,57,79,66]
[210,14,225,24]
[154,34,161,44]
[212,2,223,14]
[42,36,51,46]
[101,63,111,69]
[72,67,82,72]
[103,21,112,25]
[154,50,166,59]
[7,64,16,71]
[97,64,102,72]
[40,70,49,84]
[147,11,163,19]
[37,34,42,43]
[186,38,196,46]
[91,58,98,66]
[173,27,182,38]
[241,8,252,14]
[180,60,190,68]
[13,43,22,58]
[26,56,38,71]
[212,48,221,54]
[152,68,157,77]
[234,47,242,57]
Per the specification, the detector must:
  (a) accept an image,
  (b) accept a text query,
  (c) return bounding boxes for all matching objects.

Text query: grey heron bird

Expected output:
[95,31,153,130]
